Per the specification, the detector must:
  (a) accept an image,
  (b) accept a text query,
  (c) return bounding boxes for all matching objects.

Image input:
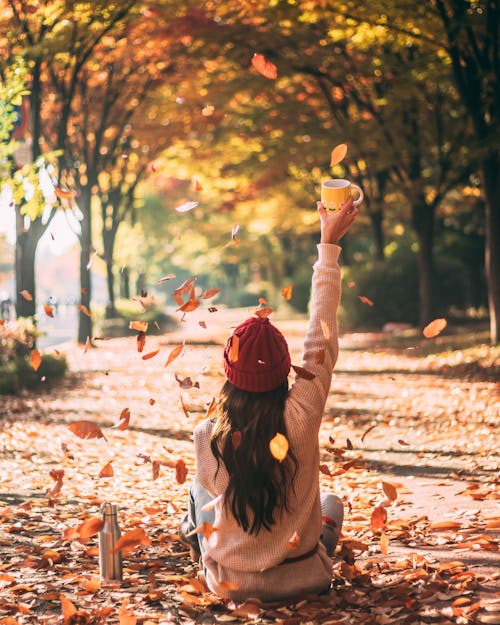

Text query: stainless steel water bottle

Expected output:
[98,502,123,582]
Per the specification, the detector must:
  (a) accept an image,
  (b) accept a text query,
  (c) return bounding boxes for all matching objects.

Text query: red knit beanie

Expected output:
[223,316,291,392]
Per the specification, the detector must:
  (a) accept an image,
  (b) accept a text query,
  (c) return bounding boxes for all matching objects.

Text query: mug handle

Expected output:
[351,184,364,206]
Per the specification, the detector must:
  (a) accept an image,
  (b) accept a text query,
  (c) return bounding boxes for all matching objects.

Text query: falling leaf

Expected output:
[78,305,91,317]
[142,349,160,360]
[208,306,217,313]
[330,143,348,167]
[251,53,278,79]
[137,331,146,353]
[202,104,215,116]
[255,306,273,318]
[347,281,356,288]
[44,304,54,317]
[129,320,148,332]
[199,320,207,328]
[423,317,448,338]
[77,517,104,541]
[231,431,242,450]
[164,344,184,367]
[382,481,398,502]
[175,200,198,213]
[98,461,114,478]
[281,284,293,301]
[291,364,316,380]
[118,408,131,430]
[287,530,301,550]
[69,421,107,442]
[149,398,155,405]
[176,459,188,484]
[174,277,197,297]
[187,521,217,541]
[19,289,32,301]
[29,349,42,372]
[200,288,220,299]
[180,394,190,418]
[228,334,239,363]
[157,273,176,283]
[47,469,64,499]
[398,439,410,446]
[152,460,161,480]
[55,187,74,199]
[175,374,199,389]
[269,432,289,462]
[358,295,374,306]
[176,286,199,313]
[112,528,151,553]
[320,319,330,340]
[370,506,387,532]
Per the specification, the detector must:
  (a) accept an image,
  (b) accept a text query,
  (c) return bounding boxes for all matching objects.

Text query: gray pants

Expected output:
[183,478,344,558]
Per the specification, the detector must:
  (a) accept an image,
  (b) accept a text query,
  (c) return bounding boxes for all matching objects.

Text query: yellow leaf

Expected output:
[269,432,289,462]
[281,284,293,301]
[330,143,348,167]
[423,317,447,338]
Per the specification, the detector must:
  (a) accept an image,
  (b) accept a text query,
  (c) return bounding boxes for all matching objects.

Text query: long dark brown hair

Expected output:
[210,380,298,535]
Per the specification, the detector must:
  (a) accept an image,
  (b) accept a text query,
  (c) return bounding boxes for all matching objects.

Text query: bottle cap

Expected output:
[101,502,118,516]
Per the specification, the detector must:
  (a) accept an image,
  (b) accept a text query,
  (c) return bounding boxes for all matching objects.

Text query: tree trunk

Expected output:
[412,200,435,326]
[78,187,93,344]
[481,153,500,344]
[103,229,117,318]
[120,266,130,299]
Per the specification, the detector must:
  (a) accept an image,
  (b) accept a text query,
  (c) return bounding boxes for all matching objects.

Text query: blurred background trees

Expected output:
[0,0,497,350]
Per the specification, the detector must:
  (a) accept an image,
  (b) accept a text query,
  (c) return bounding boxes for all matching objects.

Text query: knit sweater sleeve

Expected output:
[286,243,341,432]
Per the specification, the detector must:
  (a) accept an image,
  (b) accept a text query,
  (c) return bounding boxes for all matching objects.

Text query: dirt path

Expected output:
[0,310,499,624]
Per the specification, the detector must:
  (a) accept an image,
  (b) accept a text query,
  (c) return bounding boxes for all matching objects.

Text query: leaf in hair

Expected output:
[269,432,289,462]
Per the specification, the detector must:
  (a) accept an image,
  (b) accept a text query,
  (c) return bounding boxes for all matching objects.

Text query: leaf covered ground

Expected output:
[0,310,499,625]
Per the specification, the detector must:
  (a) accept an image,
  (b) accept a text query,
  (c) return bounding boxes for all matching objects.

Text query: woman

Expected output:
[180,197,358,602]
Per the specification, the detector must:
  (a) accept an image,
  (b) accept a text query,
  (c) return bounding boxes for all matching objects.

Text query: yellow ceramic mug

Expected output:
[321,179,364,211]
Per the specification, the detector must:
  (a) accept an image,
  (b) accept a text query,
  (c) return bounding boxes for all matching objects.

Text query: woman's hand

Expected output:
[317,196,359,244]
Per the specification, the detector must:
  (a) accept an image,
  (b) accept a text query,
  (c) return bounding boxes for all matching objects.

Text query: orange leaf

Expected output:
[175,459,188,484]
[200,288,220,299]
[174,277,197,297]
[180,394,190,418]
[142,349,160,360]
[137,331,146,353]
[423,317,447,338]
[382,481,398,502]
[118,408,130,430]
[330,143,348,167]
[55,187,75,199]
[370,506,387,532]
[176,286,199,313]
[281,284,293,301]
[252,53,278,79]
[164,344,184,367]
[118,598,137,625]
[69,421,107,442]
[188,521,217,541]
[44,304,54,318]
[98,461,114,478]
[60,594,77,624]
[269,432,289,462]
[78,517,104,541]
[228,334,239,363]
[129,320,148,332]
[29,349,42,372]
[398,439,410,446]
[291,364,316,380]
[152,460,161,480]
[19,289,32,301]
[358,295,374,306]
[192,177,203,191]
[255,306,273,318]
[112,528,151,553]
[78,304,91,317]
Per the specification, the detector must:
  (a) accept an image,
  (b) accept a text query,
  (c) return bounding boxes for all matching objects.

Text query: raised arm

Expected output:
[287,197,359,429]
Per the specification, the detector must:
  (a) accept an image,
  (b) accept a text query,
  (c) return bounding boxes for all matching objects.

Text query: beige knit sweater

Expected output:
[194,244,342,602]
